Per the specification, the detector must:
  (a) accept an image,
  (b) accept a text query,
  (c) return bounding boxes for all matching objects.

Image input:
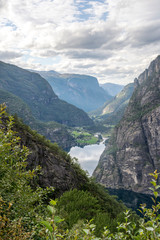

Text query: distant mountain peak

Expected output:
[100,82,124,97]
[35,70,112,112]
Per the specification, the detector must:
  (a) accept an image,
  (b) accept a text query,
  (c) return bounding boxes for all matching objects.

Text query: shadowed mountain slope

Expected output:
[0,89,76,151]
[0,61,93,127]
[90,83,134,125]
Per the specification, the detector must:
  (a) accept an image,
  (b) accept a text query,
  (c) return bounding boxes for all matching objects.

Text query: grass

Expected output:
[71,129,99,146]
[77,136,98,145]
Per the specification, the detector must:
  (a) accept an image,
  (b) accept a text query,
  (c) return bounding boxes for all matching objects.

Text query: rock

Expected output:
[12,119,87,197]
[93,55,160,194]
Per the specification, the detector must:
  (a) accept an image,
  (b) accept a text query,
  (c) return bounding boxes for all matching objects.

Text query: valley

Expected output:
[1,1,160,238]
[35,70,112,112]
[1,56,160,195]
[1,56,160,239]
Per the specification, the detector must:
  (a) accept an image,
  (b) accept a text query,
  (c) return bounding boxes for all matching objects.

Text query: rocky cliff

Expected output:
[93,55,160,194]
[7,117,87,197]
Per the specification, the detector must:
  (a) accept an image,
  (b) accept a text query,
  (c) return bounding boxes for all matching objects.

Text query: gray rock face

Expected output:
[13,121,86,197]
[93,55,160,194]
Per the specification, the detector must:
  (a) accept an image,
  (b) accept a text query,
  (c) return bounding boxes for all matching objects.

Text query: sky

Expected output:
[0,0,160,85]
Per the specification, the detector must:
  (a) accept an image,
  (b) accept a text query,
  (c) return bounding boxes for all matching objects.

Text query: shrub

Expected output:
[0,104,54,238]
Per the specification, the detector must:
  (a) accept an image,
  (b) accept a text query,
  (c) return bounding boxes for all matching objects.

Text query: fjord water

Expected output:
[69,140,106,176]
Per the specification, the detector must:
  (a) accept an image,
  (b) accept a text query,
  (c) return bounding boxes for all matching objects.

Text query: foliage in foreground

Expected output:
[0,104,160,239]
[37,170,160,239]
[0,105,54,239]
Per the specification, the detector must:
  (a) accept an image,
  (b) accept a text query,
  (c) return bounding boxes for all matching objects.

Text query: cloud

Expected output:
[53,22,119,50]
[0,0,160,85]
[63,49,113,60]
[0,0,8,12]
[0,50,22,60]
[31,49,59,58]
[129,21,160,47]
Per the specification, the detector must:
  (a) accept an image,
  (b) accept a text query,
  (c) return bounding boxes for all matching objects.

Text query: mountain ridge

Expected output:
[35,70,112,112]
[0,61,93,127]
[100,82,124,96]
[0,88,76,151]
[93,55,160,194]
[90,82,134,126]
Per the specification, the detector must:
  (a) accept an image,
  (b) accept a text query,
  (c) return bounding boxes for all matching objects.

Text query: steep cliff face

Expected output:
[93,55,160,194]
[11,119,87,197]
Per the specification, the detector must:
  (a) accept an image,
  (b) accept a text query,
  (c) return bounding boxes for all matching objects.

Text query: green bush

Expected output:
[0,105,54,238]
[40,170,160,239]
[56,189,101,228]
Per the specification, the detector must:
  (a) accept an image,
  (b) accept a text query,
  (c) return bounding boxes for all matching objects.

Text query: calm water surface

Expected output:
[69,141,106,175]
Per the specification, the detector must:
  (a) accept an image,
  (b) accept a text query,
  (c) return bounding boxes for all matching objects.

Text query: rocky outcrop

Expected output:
[11,119,87,197]
[93,55,160,194]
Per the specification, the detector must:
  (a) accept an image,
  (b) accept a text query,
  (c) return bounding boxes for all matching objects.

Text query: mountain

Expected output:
[101,83,134,116]
[90,83,134,125]
[36,71,112,112]
[1,110,126,215]
[0,61,93,127]
[0,89,76,151]
[1,112,87,197]
[0,108,128,239]
[100,83,124,96]
[93,55,160,194]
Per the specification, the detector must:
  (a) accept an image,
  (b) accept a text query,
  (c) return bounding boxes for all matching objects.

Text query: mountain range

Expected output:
[0,88,77,151]
[0,61,93,127]
[35,70,112,112]
[0,61,96,150]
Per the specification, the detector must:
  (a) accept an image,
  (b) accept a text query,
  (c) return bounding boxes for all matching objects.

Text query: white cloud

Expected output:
[0,0,160,84]
[0,50,22,60]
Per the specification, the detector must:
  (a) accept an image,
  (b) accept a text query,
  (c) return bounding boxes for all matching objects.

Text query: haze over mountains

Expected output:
[35,70,112,112]
[0,60,127,151]
[100,83,124,97]
[0,61,97,150]
[0,61,93,126]
[92,83,134,125]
